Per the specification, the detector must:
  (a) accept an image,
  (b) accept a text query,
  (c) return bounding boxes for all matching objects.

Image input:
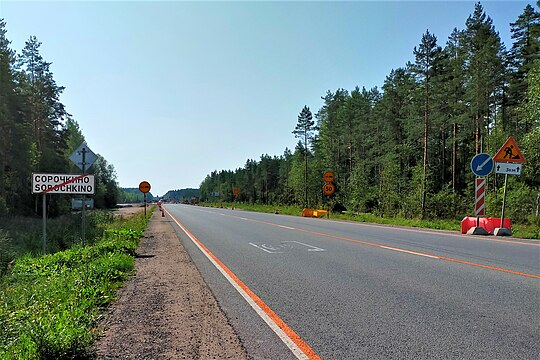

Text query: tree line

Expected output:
[200,3,540,223]
[0,19,119,217]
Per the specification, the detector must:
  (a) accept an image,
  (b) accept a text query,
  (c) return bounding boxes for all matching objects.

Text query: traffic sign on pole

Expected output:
[323,171,335,183]
[493,136,525,164]
[322,183,335,196]
[69,142,98,171]
[470,153,494,177]
[495,162,522,175]
[32,173,95,194]
[139,181,151,193]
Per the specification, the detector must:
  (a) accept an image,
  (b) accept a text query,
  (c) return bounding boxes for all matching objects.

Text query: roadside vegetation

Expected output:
[199,4,540,237]
[0,208,152,359]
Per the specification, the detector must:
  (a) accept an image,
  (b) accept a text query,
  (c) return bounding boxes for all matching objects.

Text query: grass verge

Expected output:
[0,207,153,359]
[201,202,539,239]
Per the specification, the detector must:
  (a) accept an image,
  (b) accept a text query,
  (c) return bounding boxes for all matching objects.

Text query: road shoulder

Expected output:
[94,211,248,359]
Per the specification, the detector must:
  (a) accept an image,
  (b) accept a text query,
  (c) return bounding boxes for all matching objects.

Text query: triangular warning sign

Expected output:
[493,136,526,163]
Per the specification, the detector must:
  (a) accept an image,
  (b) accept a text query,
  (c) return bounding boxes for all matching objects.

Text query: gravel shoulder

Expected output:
[95,211,248,359]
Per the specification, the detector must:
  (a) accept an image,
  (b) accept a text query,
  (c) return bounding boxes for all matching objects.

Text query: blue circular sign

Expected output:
[471,153,494,177]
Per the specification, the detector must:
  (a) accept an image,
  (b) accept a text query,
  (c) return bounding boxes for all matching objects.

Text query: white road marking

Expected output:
[379,245,440,259]
[278,225,295,230]
[283,240,326,252]
[249,243,282,254]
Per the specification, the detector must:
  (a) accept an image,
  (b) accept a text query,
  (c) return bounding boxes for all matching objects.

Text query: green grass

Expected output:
[0,208,153,359]
[201,202,539,239]
[0,211,115,277]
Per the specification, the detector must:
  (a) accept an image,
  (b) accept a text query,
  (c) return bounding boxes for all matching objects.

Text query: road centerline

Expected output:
[214,210,540,279]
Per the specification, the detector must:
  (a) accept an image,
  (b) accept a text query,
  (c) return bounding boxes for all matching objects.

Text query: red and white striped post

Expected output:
[475,177,486,216]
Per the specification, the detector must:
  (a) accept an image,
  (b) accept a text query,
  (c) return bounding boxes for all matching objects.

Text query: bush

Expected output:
[486,180,536,224]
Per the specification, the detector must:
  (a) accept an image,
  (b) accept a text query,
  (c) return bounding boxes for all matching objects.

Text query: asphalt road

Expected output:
[164,204,540,360]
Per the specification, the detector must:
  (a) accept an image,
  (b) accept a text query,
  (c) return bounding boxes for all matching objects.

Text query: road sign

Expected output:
[475,178,486,216]
[495,162,522,175]
[470,153,494,177]
[323,183,335,196]
[69,142,98,171]
[139,181,151,193]
[233,186,240,196]
[493,136,525,163]
[323,171,335,183]
[72,198,94,210]
[32,173,95,194]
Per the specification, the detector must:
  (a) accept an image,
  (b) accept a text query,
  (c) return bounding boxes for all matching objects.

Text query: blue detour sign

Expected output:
[471,153,494,177]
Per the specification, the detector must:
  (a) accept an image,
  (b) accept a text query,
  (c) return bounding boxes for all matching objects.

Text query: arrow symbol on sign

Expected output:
[476,156,492,172]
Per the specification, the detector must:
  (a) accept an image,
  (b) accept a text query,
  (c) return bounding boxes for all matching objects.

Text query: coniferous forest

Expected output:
[0,20,119,217]
[200,3,540,224]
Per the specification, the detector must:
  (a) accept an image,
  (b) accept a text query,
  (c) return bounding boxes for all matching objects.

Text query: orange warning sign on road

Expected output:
[139,181,151,193]
[493,136,525,163]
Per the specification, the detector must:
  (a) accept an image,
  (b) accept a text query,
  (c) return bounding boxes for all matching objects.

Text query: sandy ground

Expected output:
[112,204,147,218]
[95,210,248,359]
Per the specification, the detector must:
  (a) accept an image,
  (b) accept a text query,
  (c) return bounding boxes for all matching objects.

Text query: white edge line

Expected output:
[379,245,440,259]
[167,212,309,360]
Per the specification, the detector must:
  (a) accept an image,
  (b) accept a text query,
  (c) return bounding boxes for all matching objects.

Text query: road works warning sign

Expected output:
[493,136,525,163]
[32,173,95,194]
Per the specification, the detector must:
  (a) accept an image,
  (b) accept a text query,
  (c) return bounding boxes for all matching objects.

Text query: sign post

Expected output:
[32,173,96,253]
[322,171,335,218]
[139,181,151,218]
[468,154,494,235]
[42,194,46,254]
[69,142,97,245]
[492,136,526,236]
[475,177,486,217]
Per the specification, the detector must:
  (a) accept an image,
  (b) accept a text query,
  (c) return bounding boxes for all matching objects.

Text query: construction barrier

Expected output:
[461,217,512,234]
[302,209,328,218]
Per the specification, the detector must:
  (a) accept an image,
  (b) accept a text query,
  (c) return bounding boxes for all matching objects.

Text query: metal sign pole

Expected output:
[82,147,86,246]
[144,193,147,218]
[42,194,46,254]
[500,173,509,229]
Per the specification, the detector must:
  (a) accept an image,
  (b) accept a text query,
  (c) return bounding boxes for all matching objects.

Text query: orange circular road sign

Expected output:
[139,181,151,193]
[323,171,335,183]
[323,183,335,196]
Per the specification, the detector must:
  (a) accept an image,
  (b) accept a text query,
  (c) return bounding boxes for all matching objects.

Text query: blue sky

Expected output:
[0,1,534,196]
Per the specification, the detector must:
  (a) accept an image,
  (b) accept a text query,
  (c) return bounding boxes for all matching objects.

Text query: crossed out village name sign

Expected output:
[32,142,97,253]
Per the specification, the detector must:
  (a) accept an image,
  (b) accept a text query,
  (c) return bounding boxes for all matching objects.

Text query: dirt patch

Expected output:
[95,212,248,359]
[112,205,147,218]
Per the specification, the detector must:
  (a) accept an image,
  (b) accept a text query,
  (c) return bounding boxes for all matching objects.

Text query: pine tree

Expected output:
[18,36,69,173]
[442,28,468,193]
[461,3,505,154]
[293,105,314,207]
[412,30,443,216]
[507,4,540,133]
[0,19,33,214]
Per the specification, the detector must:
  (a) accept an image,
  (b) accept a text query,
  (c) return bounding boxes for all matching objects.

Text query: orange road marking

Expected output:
[223,212,540,280]
[164,208,321,360]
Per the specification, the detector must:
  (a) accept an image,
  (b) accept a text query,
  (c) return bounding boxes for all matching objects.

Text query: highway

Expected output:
[164,204,540,360]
